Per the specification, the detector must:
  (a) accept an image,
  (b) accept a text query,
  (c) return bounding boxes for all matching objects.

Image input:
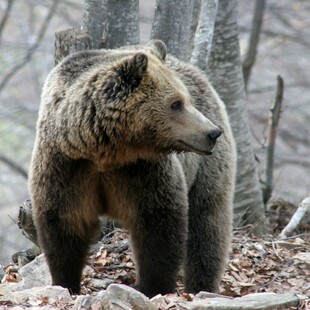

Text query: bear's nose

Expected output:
[208,128,222,143]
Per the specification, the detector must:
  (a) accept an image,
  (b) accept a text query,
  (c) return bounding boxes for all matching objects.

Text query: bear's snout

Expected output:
[208,128,222,143]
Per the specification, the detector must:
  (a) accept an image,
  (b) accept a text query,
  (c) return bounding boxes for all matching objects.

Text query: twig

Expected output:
[0,154,28,179]
[263,75,284,204]
[0,0,60,94]
[242,0,266,90]
[279,197,310,239]
[102,264,134,270]
[0,0,15,45]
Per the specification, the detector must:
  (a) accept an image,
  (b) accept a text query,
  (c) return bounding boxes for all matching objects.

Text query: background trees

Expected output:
[0,0,310,263]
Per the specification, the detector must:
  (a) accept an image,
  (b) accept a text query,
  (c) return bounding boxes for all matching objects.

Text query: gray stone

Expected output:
[0,285,71,305]
[293,252,310,264]
[73,295,95,310]
[0,254,51,295]
[196,292,233,299]
[107,284,156,310]
[17,254,52,290]
[179,292,301,310]
[88,278,114,290]
[150,294,166,308]
[95,290,113,310]
[73,290,113,310]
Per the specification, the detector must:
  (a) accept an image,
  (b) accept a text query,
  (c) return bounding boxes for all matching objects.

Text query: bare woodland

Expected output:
[0,0,309,274]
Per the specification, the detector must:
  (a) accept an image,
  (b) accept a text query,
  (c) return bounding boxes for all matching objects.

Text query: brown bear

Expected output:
[29,40,236,298]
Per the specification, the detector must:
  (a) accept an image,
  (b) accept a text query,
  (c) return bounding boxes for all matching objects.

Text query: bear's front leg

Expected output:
[127,158,188,298]
[30,152,101,294]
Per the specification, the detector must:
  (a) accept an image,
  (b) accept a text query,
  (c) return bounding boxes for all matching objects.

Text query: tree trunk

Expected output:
[190,0,218,70]
[151,0,193,61]
[54,28,92,65]
[105,0,140,48]
[206,0,266,235]
[82,0,108,49]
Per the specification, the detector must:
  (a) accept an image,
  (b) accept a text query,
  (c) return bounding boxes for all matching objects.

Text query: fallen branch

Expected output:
[279,197,310,239]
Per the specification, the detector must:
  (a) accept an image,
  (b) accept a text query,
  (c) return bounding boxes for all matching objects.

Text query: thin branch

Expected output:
[242,0,266,90]
[263,75,284,204]
[0,154,28,179]
[0,0,60,94]
[0,0,15,45]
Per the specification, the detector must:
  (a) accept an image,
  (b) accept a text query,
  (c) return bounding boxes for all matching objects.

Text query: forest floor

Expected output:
[1,199,310,309]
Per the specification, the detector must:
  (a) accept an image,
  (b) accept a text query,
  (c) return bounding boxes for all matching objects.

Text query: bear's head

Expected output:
[88,40,222,164]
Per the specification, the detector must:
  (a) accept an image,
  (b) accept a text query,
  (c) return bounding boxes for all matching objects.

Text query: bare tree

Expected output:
[263,75,284,204]
[0,154,28,179]
[206,0,266,234]
[0,0,15,45]
[0,0,60,94]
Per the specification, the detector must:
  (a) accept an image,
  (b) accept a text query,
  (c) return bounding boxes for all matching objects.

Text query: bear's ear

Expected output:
[103,53,148,101]
[147,40,167,62]
[117,52,148,81]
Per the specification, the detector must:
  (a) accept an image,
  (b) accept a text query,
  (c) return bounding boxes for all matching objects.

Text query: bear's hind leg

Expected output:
[185,166,233,293]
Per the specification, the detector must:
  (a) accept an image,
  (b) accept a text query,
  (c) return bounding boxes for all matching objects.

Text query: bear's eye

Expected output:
[170,100,183,111]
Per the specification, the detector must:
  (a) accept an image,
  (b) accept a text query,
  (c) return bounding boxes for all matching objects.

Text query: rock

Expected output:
[150,294,166,308]
[293,252,310,264]
[73,295,95,310]
[17,254,52,290]
[107,284,156,310]
[196,291,233,299]
[0,254,51,295]
[95,290,113,310]
[0,285,71,305]
[73,290,113,310]
[87,278,114,290]
[0,267,5,282]
[179,292,301,309]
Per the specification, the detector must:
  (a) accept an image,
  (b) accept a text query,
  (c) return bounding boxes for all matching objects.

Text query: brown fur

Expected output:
[29,40,236,297]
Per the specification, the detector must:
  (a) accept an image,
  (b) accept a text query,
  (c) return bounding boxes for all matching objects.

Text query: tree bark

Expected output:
[82,0,108,49]
[105,0,140,48]
[190,0,218,71]
[151,0,193,61]
[54,28,92,65]
[206,0,266,235]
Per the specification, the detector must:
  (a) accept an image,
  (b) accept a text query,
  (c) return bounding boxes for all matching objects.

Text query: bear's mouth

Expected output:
[177,140,214,156]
